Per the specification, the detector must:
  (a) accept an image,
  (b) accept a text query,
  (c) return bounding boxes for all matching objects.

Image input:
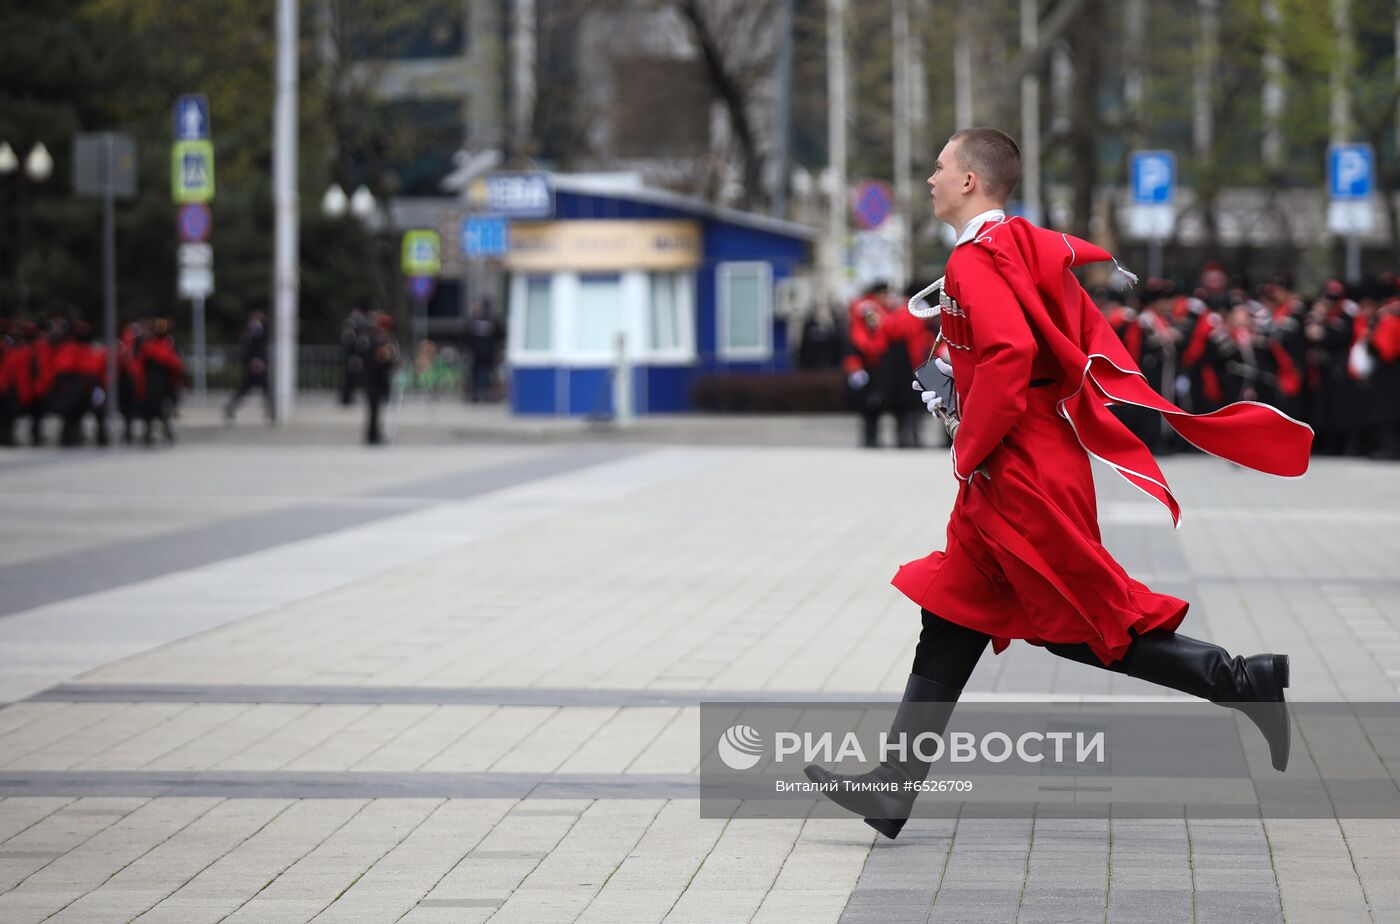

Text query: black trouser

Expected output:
[910,608,992,688]
[227,369,272,419]
[470,360,493,401]
[0,393,16,446]
[860,410,881,447]
[365,387,386,444]
[912,607,1150,690]
[26,397,44,445]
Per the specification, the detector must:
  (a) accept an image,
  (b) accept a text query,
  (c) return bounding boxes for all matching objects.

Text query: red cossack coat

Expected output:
[891,217,1314,665]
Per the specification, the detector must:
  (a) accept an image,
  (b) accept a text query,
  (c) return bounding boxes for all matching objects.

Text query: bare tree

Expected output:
[664,0,782,209]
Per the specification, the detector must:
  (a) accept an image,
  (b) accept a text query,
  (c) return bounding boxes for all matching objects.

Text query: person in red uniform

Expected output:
[50,319,110,447]
[846,283,938,448]
[1262,279,1307,420]
[844,283,895,447]
[0,319,34,447]
[1368,286,1400,458]
[117,321,147,444]
[805,128,1313,839]
[27,319,55,446]
[136,318,189,445]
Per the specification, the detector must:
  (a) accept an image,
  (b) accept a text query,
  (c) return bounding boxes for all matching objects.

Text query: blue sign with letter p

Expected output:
[1130,151,1175,205]
[1328,144,1373,200]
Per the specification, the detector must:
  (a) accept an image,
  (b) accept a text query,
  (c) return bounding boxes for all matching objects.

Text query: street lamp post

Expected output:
[0,142,53,311]
[321,183,348,219]
[349,185,378,226]
[323,179,381,258]
[25,144,53,184]
[0,143,15,307]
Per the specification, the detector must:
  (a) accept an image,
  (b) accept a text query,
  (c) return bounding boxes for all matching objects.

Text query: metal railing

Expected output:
[203,344,471,394]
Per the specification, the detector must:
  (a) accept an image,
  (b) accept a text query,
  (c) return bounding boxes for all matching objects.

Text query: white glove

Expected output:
[848,369,869,389]
[933,357,953,377]
[921,388,946,417]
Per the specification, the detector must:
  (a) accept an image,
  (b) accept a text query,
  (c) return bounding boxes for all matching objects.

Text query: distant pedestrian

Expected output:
[51,320,108,447]
[796,307,842,369]
[364,311,399,445]
[136,318,188,445]
[340,309,369,406]
[464,298,503,403]
[844,283,894,448]
[0,320,38,447]
[117,321,145,444]
[1368,288,1400,459]
[224,311,273,423]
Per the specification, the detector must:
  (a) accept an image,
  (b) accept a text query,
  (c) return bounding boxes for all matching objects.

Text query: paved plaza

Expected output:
[1,402,1398,922]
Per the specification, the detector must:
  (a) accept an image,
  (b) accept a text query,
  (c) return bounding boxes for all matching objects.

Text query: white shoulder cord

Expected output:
[908,277,944,318]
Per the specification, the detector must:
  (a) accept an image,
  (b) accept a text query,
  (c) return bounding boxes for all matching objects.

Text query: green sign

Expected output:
[171,140,215,203]
[401,230,442,276]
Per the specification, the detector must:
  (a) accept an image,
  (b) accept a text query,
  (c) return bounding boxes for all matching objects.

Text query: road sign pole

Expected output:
[1148,238,1163,282]
[1327,144,1374,282]
[193,294,207,401]
[102,133,118,434]
[414,296,427,354]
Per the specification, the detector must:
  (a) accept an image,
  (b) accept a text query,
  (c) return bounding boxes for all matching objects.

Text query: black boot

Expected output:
[803,673,961,839]
[1046,631,1291,771]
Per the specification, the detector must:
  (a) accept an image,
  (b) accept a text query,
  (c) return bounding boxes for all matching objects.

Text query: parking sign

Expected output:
[1328,144,1373,200]
[1128,151,1175,240]
[1131,151,1175,205]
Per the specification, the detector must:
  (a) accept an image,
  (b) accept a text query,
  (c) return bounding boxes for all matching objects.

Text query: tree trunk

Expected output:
[1066,0,1101,239]
[676,0,764,209]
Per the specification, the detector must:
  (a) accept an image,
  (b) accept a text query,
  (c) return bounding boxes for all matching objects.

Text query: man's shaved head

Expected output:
[949,128,1022,202]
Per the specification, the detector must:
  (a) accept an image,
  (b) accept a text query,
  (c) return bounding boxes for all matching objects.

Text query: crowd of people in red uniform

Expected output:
[827,264,1400,459]
[1095,264,1400,460]
[0,313,188,448]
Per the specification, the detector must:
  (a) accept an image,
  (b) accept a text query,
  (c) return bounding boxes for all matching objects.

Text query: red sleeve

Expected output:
[1124,317,1143,364]
[1374,315,1400,363]
[882,308,934,368]
[950,245,1037,481]
[846,317,887,369]
[1181,314,1214,367]
[1269,340,1301,396]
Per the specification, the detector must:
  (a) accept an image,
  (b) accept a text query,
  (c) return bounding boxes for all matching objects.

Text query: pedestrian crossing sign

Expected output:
[171,141,215,203]
[401,230,442,276]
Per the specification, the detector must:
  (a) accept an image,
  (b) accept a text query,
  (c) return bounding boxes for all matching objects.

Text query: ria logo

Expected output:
[716,724,764,770]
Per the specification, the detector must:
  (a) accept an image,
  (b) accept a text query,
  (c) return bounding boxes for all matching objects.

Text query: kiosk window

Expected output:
[649,272,688,352]
[718,262,771,357]
[522,276,552,352]
[573,274,624,354]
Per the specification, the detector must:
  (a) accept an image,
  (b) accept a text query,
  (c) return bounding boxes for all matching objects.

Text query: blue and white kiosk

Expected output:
[499,174,814,416]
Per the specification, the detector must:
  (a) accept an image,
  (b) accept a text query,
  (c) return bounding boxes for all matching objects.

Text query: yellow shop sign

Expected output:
[505,220,701,272]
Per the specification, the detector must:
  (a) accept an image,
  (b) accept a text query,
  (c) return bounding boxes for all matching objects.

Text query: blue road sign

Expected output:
[1328,144,1374,200]
[173,94,211,141]
[853,180,894,230]
[178,203,212,243]
[463,217,508,258]
[1130,151,1175,205]
[408,275,436,302]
